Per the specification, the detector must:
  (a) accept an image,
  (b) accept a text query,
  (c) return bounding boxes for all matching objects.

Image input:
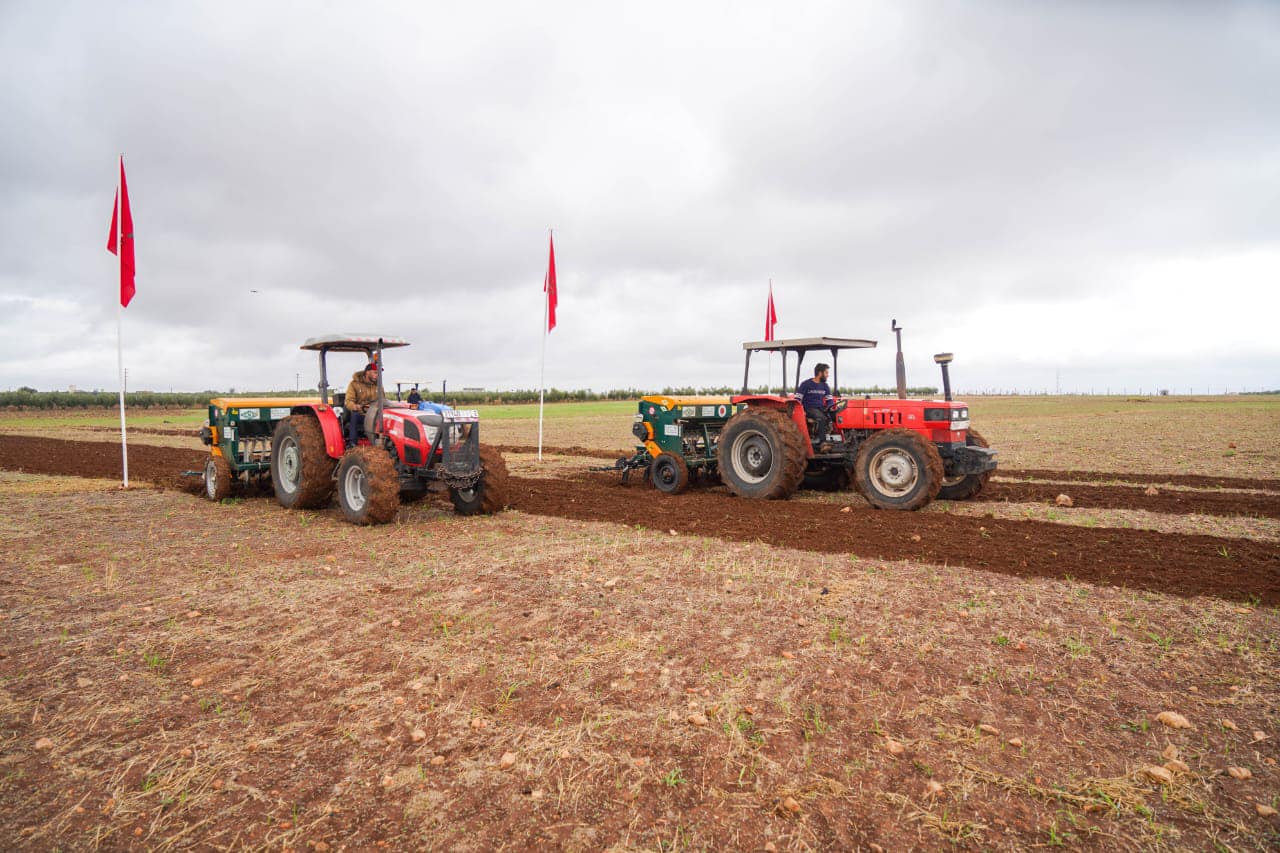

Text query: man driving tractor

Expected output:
[344,360,381,446]
[796,362,836,443]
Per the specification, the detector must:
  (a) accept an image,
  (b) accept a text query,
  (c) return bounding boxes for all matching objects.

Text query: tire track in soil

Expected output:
[979,481,1280,520]
[3,435,1277,604]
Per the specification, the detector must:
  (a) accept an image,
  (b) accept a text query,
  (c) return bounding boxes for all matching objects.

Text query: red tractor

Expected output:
[716,333,996,510]
[260,334,507,524]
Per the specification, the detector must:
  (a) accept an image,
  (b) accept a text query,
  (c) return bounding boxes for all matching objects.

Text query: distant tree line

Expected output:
[1,385,940,409]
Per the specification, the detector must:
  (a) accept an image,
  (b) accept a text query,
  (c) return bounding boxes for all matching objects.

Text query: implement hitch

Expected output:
[591,451,651,485]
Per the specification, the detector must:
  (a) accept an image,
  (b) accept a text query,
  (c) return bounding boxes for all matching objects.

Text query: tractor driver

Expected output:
[345,361,381,446]
[796,362,836,442]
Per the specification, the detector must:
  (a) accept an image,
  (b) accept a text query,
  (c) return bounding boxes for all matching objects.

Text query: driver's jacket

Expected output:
[344,371,379,413]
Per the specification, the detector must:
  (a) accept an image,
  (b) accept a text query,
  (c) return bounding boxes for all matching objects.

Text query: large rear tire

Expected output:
[716,407,807,500]
[937,428,992,501]
[336,446,400,525]
[450,445,509,516]
[204,455,234,501]
[271,415,335,510]
[853,428,944,511]
[650,452,690,495]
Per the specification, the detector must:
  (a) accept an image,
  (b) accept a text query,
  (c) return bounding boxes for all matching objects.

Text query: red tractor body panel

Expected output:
[836,398,972,445]
[291,404,347,459]
[730,394,815,456]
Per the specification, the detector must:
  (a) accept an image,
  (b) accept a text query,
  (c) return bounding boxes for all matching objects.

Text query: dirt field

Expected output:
[1,397,1278,850]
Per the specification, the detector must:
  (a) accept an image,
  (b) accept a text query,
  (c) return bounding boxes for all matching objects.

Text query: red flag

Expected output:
[765,281,778,341]
[544,233,557,332]
[107,157,136,307]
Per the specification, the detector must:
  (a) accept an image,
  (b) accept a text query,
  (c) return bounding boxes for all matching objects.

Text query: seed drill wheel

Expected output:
[336,446,400,525]
[937,428,992,501]
[853,428,944,511]
[271,415,335,509]
[650,452,690,495]
[450,445,509,516]
[716,407,807,500]
[203,455,234,501]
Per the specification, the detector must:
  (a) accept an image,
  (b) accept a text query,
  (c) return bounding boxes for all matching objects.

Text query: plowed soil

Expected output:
[2,435,1277,605]
[979,480,1280,519]
[1002,467,1280,491]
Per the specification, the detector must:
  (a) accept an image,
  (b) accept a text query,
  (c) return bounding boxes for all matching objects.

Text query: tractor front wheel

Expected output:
[450,445,509,516]
[271,415,335,510]
[650,452,690,495]
[853,428,944,511]
[937,428,992,501]
[716,407,807,500]
[336,446,400,525]
[204,455,234,501]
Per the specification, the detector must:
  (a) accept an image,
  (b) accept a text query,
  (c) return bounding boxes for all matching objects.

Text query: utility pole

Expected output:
[295,372,300,391]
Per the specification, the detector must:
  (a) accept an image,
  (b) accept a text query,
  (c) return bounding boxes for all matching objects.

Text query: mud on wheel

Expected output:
[853,428,944,511]
[271,415,335,510]
[450,444,509,516]
[336,445,400,525]
[650,452,690,495]
[716,407,807,500]
[937,428,992,501]
[203,455,234,501]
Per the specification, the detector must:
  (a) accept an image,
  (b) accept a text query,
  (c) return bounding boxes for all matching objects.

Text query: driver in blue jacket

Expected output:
[796,363,836,442]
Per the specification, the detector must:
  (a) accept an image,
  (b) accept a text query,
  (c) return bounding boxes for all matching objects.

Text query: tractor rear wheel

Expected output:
[854,428,944,511]
[203,455,234,501]
[802,463,851,492]
[650,452,690,495]
[336,446,400,525]
[937,428,992,501]
[450,445,509,515]
[716,407,807,500]
[271,415,335,510]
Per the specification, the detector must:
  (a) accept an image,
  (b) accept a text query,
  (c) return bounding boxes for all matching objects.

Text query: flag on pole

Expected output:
[107,157,136,307]
[765,280,778,341]
[544,234,558,332]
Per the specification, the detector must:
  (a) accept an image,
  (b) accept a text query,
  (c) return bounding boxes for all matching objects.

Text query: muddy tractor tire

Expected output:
[802,463,851,492]
[650,452,691,495]
[271,415,335,510]
[853,428,944,511]
[336,446,401,525]
[937,428,992,502]
[716,407,807,500]
[450,444,509,516]
[203,455,234,501]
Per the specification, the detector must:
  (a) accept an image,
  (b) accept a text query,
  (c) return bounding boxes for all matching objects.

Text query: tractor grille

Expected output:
[869,411,902,426]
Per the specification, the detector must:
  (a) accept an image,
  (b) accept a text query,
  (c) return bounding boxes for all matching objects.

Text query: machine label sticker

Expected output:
[663,424,681,437]
[647,406,655,415]
[270,408,290,419]
[239,409,259,420]
[701,406,715,417]
[717,405,728,417]
[225,427,236,441]
[681,407,696,418]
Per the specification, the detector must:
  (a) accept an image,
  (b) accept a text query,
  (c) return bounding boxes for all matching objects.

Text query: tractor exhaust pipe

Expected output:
[934,352,954,402]
[892,319,907,399]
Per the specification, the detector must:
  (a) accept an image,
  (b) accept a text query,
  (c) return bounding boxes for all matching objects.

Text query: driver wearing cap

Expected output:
[344,360,381,446]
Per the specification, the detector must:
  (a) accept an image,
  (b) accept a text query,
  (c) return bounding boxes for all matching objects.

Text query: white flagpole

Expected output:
[116,154,129,489]
[537,231,549,462]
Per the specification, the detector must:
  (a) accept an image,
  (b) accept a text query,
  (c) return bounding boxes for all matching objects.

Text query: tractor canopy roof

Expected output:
[300,334,410,353]
[743,336,877,353]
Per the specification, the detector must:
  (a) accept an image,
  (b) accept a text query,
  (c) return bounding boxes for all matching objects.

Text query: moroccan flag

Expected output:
[765,281,778,341]
[107,157,136,307]
[544,233,557,332]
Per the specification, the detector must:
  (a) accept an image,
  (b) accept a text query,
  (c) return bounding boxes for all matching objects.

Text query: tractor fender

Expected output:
[731,396,815,458]
[291,405,346,459]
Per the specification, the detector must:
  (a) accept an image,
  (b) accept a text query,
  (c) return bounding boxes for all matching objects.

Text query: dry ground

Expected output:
[1,396,1278,850]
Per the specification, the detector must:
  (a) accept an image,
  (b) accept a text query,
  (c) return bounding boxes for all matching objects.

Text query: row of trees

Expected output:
[1,385,938,409]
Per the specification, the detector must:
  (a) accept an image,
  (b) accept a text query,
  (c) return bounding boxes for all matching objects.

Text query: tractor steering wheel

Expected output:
[831,399,849,414]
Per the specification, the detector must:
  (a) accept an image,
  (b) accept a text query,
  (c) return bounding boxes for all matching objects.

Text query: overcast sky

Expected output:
[1,1,1278,396]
